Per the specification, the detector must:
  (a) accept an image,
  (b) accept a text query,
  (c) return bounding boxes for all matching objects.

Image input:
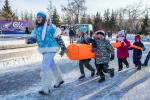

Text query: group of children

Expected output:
[26,11,148,95]
[77,28,115,82]
[76,28,147,83]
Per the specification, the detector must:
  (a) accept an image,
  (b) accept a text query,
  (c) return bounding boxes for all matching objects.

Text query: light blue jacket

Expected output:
[32,24,60,53]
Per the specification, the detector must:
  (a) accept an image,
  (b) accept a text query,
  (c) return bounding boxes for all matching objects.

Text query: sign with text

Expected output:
[0,20,31,34]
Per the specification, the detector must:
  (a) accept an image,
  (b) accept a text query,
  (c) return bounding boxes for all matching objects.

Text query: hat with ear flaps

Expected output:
[94,30,105,37]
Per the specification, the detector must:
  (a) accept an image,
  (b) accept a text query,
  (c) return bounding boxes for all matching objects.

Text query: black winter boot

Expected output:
[98,76,105,83]
[78,74,85,80]
[137,66,141,70]
[39,90,51,95]
[54,81,64,88]
[118,68,122,71]
[109,68,115,78]
[91,70,95,77]
[126,65,129,68]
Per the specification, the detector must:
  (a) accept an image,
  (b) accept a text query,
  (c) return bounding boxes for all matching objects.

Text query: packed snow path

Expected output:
[0,35,150,100]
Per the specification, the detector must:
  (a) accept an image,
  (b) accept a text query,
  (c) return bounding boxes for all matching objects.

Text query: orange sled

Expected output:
[130,45,144,51]
[67,44,96,60]
[112,42,144,51]
[112,42,127,48]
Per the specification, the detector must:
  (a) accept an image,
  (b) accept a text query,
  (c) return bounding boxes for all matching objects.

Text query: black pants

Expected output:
[144,51,150,65]
[95,63,110,77]
[133,57,141,67]
[79,59,95,75]
[118,58,129,70]
[69,36,74,44]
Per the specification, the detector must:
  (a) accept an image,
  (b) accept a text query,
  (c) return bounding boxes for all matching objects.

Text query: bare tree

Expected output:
[125,2,145,32]
[61,0,87,24]
[47,0,54,23]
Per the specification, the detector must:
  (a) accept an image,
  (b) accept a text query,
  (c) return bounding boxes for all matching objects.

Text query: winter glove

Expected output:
[143,47,146,51]
[110,54,115,61]
[26,37,36,44]
[117,37,124,42]
[92,48,96,52]
[59,49,66,57]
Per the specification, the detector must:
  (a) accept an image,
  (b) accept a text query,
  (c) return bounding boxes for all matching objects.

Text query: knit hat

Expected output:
[37,12,47,20]
[95,30,105,37]
[135,34,141,41]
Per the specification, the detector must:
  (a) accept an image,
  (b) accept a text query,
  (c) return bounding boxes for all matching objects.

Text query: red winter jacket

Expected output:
[117,39,131,59]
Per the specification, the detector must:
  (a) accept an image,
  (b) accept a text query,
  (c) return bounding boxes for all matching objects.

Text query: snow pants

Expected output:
[95,63,111,77]
[118,58,129,70]
[40,53,63,93]
[133,57,141,68]
[79,59,95,75]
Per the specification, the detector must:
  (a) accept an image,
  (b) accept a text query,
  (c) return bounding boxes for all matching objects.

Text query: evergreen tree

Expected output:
[80,13,87,24]
[29,12,33,21]
[93,12,103,31]
[14,9,18,20]
[110,10,117,32]
[87,16,93,24]
[1,0,15,20]
[24,10,29,21]
[52,8,61,27]
[103,9,110,31]
[20,11,24,20]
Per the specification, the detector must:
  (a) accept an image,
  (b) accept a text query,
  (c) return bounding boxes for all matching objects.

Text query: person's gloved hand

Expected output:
[143,47,146,51]
[92,48,96,52]
[117,37,124,42]
[26,37,36,44]
[110,54,115,61]
[59,50,65,57]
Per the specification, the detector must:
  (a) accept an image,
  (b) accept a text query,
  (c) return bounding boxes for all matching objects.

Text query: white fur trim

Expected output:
[40,69,54,93]
[52,65,63,85]
[42,22,48,40]
[38,46,60,53]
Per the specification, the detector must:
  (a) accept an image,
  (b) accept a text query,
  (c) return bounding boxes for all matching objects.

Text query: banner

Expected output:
[0,20,32,34]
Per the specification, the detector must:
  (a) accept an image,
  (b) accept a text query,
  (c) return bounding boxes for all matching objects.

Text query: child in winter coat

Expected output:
[77,27,95,80]
[116,30,131,71]
[131,34,145,70]
[26,12,65,95]
[93,30,115,83]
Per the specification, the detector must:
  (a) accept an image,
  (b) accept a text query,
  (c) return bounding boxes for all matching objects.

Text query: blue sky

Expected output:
[1,0,150,16]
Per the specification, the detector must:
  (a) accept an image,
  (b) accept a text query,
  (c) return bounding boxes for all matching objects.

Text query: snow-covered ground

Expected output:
[0,35,149,100]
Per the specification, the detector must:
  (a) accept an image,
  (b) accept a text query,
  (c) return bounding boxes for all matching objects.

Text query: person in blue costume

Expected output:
[26,12,65,95]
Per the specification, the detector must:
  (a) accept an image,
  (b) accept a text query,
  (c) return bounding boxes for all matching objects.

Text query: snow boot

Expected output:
[39,90,51,95]
[126,65,129,68]
[78,74,85,80]
[118,68,122,71]
[91,70,95,77]
[96,72,99,75]
[142,63,148,67]
[137,66,141,70]
[54,81,64,88]
[109,68,115,78]
[98,76,105,83]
